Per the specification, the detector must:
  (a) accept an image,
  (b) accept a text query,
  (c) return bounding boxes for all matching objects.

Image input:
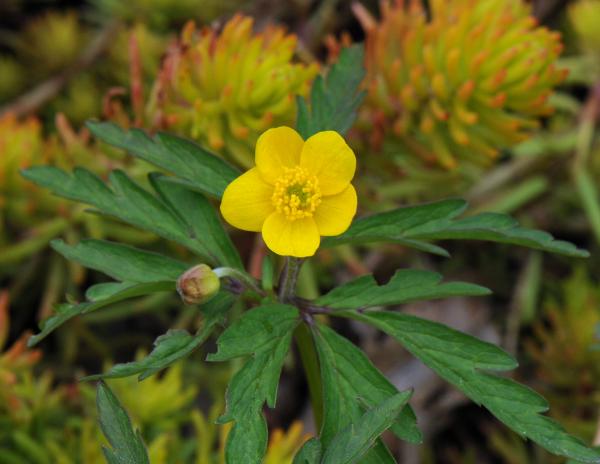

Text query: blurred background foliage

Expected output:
[1,0,600,462]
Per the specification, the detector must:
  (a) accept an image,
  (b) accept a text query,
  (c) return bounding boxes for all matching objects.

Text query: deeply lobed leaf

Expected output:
[321,393,412,464]
[208,304,301,464]
[296,45,366,139]
[86,121,240,199]
[22,167,241,267]
[96,381,149,464]
[28,281,173,347]
[315,269,490,310]
[84,293,235,381]
[51,239,188,283]
[343,310,600,463]
[313,323,421,463]
[323,199,589,258]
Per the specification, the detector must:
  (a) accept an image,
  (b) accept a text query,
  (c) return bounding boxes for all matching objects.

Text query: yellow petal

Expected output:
[255,126,304,184]
[262,213,320,257]
[220,168,274,232]
[314,185,357,236]
[300,131,356,195]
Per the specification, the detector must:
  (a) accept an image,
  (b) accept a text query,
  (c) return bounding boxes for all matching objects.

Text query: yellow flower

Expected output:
[220,127,357,257]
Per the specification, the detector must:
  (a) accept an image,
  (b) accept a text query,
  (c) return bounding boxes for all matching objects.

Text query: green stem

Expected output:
[213,267,264,296]
[294,323,323,430]
[278,257,303,302]
[279,257,323,429]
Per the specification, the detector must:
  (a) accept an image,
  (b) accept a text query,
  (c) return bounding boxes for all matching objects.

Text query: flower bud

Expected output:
[176,264,220,305]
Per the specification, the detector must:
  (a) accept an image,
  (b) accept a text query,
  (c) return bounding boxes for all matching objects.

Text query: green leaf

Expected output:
[313,323,421,447]
[315,269,490,310]
[224,412,268,464]
[86,121,240,198]
[208,304,300,365]
[51,239,188,283]
[293,438,322,464]
[323,199,589,258]
[344,310,600,464]
[208,304,300,464]
[96,381,149,464]
[296,45,365,139]
[149,174,242,268]
[28,281,173,347]
[322,393,412,464]
[83,293,235,381]
[22,167,241,267]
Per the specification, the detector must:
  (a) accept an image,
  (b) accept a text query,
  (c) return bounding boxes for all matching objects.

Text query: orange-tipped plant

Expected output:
[0,292,42,418]
[356,0,567,169]
[150,15,319,167]
[0,114,47,236]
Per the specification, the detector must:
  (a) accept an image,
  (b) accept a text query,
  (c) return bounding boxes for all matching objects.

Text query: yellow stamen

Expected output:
[271,166,321,221]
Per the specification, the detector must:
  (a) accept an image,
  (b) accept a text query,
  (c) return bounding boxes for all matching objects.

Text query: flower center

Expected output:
[271,166,322,221]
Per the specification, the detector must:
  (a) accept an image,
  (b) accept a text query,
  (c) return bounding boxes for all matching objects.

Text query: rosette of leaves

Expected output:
[357,0,567,171]
[150,15,319,168]
[23,45,600,464]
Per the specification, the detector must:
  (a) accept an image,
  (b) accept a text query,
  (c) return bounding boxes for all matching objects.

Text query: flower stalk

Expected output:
[278,257,325,430]
[278,257,303,303]
[213,267,264,296]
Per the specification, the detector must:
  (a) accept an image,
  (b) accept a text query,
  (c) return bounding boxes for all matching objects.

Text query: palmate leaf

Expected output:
[207,304,300,464]
[86,121,240,199]
[323,199,588,258]
[84,293,235,381]
[342,310,600,463]
[296,45,365,139]
[315,269,490,310]
[96,381,150,464]
[22,168,241,268]
[313,324,421,464]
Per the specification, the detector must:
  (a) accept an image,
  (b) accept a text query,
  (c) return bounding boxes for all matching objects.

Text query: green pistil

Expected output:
[287,184,308,204]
